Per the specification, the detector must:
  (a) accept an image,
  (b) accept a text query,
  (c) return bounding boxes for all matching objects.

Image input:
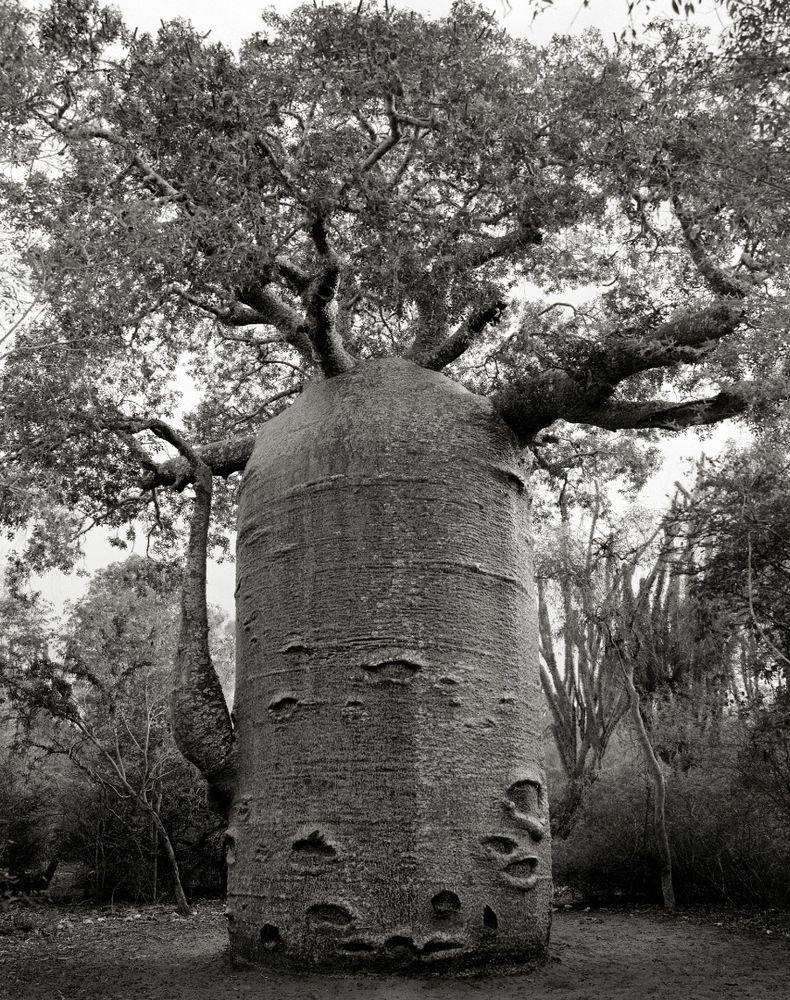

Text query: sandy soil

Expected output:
[1,902,788,1000]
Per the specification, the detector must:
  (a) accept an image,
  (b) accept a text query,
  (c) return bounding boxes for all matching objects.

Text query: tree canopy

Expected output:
[676,434,790,681]
[0,0,787,555]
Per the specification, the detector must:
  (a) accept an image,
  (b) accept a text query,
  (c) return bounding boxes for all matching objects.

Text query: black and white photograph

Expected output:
[0,1,788,997]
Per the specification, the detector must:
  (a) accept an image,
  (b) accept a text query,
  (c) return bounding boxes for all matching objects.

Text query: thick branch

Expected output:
[101,412,238,814]
[406,218,542,360]
[274,256,311,294]
[138,433,255,490]
[131,418,204,465]
[461,218,543,270]
[339,94,402,192]
[567,383,771,431]
[492,302,742,441]
[234,284,314,360]
[301,217,356,376]
[592,303,742,382]
[403,290,450,362]
[418,300,508,370]
[216,328,287,349]
[174,284,313,361]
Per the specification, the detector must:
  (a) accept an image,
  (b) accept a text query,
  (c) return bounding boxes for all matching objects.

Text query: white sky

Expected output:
[108,0,728,47]
[8,0,737,617]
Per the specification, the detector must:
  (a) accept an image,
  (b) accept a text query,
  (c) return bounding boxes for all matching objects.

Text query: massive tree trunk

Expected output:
[226,358,551,971]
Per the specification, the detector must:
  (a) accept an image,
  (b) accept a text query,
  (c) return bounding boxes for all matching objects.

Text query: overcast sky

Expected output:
[8,0,736,618]
[107,0,728,48]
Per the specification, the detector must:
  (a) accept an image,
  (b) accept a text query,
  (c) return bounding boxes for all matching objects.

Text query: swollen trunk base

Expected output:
[229,358,551,971]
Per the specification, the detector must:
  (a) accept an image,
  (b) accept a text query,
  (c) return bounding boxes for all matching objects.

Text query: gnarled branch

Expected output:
[492,302,743,441]
[418,299,508,371]
[301,217,356,376]
[566,382,774,432]
[338,94,402,198]
[671,193,749,300]
[137,433,256,491]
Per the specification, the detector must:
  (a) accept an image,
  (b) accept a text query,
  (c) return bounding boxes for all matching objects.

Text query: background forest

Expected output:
[2,429,789,916]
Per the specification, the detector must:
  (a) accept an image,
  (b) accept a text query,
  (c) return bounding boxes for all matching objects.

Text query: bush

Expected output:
[54,765,225,905]
[0,757,62,876]
[551,718,790,908]
[1,739,225,907]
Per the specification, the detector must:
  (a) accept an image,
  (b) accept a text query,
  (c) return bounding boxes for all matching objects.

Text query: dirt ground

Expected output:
[1,901,788,1000]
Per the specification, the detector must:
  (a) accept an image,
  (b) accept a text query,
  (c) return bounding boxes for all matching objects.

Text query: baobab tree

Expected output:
[0,0,787,971]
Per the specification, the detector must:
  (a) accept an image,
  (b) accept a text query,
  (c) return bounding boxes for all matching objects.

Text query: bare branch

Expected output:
[101,406,254,489]
[115,416,205,469]
[418,299,508,370]
[250,133,307,199]
[404,213,543,361]
[171,283,314,361]
[109,426,159,473]
[355,95,401,175]
[388,127,424,189]
[338,94,402,200]
[227,384,302,430]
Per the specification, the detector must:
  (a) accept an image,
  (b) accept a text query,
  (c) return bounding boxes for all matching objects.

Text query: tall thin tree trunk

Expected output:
[150,810,190,916]
[624,667,676,911]
[151,789,162,903]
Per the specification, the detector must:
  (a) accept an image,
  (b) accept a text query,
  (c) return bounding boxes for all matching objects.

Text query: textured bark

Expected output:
[139,434,255,490]
[228,358,551,971]
[418,301,508,372]
[171,469,237,819]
